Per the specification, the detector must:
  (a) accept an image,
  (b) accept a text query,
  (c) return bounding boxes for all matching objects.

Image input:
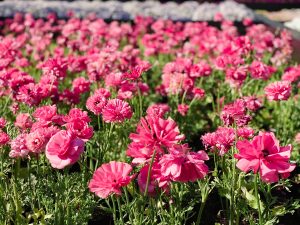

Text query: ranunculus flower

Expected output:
[102,99,133,123]
[237,127,255,139]
[201,127,235,155]
[146,103,170,118]
[0,117,7,129]
[65,119,93,141]
[159,144,209,182]
[264,81,292,101]
[129,115,185,150]
[177,104,189,116]
[64,108,91,123]
[235,132,296,183]
[45,130,84,169]
[33,105,57,121]
[89,161,134,199]
[26,130,47,153]
[86,93,107,115]
[221,99,251,127]
[15,113,33,130]
[9,134,29,158]
[0,132,10,145]
[137,162,170,196]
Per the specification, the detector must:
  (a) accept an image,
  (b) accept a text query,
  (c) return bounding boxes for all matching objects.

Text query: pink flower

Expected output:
[201,127,235,155]
[72,77,90,94]
[221,99,251,127]
[0,117,7,129]
[45,130,85,169]
[282,67,300,83]
[189,62,212,78]
[9,134,29,158]
[40,58,67,80]
[129,115,185,150]
[146,103,170,118]
[264,81,292,101]
[15,113,33,130]
[237,127,254,139]
[138,163,159,196]
[64,108,90,123]
[26,130,47,153]
[0,132,10,145]
[159,144,209,182]
[86,93,108,115]
[102,99,132,123]
[235,132,296,183]
[192,88,205,100]
[89,161,134,198]
[138,162,170,196]
[177,104,189,116]
[249,61,274,80]
[243,96,262,112]
[295,133,300,144]
[126,143,163,165]
[65,119,93,141]
[33,105,57,122]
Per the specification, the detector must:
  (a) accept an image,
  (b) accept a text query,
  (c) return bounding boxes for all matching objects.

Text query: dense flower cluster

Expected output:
[0,12,298,225]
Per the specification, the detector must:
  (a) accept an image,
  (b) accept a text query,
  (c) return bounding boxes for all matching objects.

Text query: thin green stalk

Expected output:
[117,197,124,224]
[137,88,143,118]
[124,188,133,224]
[196,201,206,225]
[144,149,157,197]
[254,173,263,225]
[111,196,117,224]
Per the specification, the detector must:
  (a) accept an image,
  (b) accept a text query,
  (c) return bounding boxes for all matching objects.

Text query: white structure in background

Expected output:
[0,0,255,21]
[285,17,300,32]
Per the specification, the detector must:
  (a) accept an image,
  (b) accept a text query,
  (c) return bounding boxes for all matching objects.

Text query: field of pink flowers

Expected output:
[0,13,299,225]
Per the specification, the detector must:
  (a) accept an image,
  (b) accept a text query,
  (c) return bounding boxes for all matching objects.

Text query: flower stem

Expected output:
[117,197,124,224]
[196,199,206,225]
[111,195,117,223]
[144,149,157,197]
[254,173,263,225]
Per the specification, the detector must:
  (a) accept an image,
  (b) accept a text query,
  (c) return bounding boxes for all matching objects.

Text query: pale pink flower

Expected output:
[9,134,29,158]
[45,130,85,169]
[201,127,235,155]
[89,161,134,198]
[146,103,170,118]
[15,113,33,130]
[243,96,262,112]
[264,81,292,101]
[26,130,47,154]
[102,99,132,123]
[177,104,189,116]
[294,133,300,144]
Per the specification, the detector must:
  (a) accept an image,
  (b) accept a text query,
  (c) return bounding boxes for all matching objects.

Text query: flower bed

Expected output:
[0,12,299,225]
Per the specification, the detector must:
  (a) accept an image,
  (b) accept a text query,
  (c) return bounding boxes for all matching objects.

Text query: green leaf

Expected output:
[241,187,264,211]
